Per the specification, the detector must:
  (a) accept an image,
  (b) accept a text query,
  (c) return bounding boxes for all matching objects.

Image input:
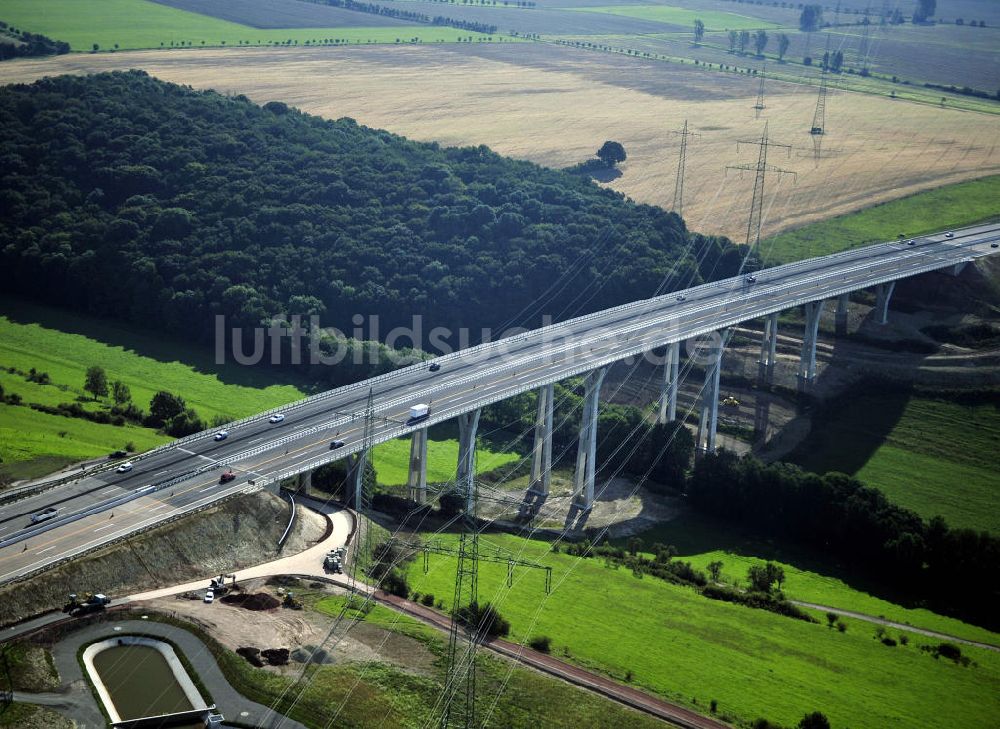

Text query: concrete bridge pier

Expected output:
[696,334,723,454]
[529,383,554,495]
[797,300,826,386]
[346,452,369,510]
[407,427,428,504]
[572,367,607,511]
[296,469,312,493]
[456,409,481,512]
[657,341,680,424]
[757,313,779,384]
[874,282,895,324]
[835,293,849,336]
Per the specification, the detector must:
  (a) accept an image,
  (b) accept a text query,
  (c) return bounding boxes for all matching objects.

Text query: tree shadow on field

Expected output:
[0,294,316,392]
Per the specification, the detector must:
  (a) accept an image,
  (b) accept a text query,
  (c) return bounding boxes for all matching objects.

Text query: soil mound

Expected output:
[221,592,280,610]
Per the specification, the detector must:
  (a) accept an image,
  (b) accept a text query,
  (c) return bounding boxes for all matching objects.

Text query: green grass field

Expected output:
[791,392,1000,534]
[569,5,781,31]
[627,510,1000,646]
[0,296,306,475]
[0,403,169,477]
[372,429,521,486]
[760,175,1000,264]
[405,532,1000,728]
[0,0,505,51]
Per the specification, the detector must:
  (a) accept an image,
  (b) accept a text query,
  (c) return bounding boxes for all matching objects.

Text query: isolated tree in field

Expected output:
[913,0,936,23]
[753,29,768,56]
[111,380,131,406]
[91,43,99,52]
[799,4,824,32]
[826,611,838,628]
[777,32,790,60]
[596,140,626,167]
[738,30,750,54]
[830,50,844,72]
[728,29,738,52]
[149,390,186,424]
[707,560,723,582]
[84,366,108,400]
[693,19,705,44]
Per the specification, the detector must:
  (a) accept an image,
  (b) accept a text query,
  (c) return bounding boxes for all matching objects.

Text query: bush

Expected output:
[457,601,510,638]
[420,593,435,607]
[528,635,551,653]
[380,568,410,598]
[798,712,830,729]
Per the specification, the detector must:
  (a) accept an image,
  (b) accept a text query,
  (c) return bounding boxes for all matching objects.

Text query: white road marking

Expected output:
[148,503,169,512]
[177,447,196,455]
[93,523,117,532]
[36,546,56,555]
[153,470,168,476]
[197,485,215,493]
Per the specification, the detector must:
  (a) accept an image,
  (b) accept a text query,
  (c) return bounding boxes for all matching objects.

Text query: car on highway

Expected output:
[746,275,757,284]
[204,590,214,604]
[214,430,229,441]
[329,440,346,450]
[908,239,916,246]
[944,231,954,238]
[219,470,236,484]
[992,242,999,249]
[29,507,58,524]
[116,461,134,473]
[268,413,285,424]
[676,295,686,302]
[429,362,441,372]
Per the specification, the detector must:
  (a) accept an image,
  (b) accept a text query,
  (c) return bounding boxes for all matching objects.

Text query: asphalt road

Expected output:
[1,223,997,584]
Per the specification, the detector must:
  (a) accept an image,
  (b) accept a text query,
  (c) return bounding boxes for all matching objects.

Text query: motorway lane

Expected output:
[1,224,997,583]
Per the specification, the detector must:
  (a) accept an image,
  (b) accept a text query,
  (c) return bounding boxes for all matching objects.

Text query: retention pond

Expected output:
[84,636,210,726]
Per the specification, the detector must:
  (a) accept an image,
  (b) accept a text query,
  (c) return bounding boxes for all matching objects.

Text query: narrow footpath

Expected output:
[789,600,999,653]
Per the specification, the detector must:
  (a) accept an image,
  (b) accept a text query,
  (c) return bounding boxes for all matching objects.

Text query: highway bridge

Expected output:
[1,223,997,586]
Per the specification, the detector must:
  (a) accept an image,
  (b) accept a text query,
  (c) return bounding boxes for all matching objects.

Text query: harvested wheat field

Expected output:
[2,44,997,240]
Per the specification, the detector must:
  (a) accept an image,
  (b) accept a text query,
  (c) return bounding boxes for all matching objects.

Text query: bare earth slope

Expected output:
[0,44,996,240]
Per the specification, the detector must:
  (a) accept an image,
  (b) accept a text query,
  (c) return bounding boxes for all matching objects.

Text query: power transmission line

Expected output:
[753,64,766,119]
[727,122,796,252]
[671,120,699,216]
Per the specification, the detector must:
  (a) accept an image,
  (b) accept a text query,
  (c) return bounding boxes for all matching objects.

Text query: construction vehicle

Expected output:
[64,592,111,616]
[219,470,236,484]
[722,396,740,408]
[282,591,303,610]
[209,574,237,596]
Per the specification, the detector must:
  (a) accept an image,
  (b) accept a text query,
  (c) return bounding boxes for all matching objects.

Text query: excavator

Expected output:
[209,573,237,596]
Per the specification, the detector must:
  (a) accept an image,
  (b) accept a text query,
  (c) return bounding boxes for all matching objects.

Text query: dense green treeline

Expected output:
[689,452,1000,630]
[0,72,737,371]
[0,21,69,60]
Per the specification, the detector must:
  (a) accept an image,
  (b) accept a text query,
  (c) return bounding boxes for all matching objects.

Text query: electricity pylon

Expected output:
[419,438,552,728]
[727,122,796,252]
[671,120,699,216]
[753,64,767,119]
[809,35,832,162]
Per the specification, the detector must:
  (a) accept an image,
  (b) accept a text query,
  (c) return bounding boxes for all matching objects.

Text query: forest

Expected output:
[0,71,739,364]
